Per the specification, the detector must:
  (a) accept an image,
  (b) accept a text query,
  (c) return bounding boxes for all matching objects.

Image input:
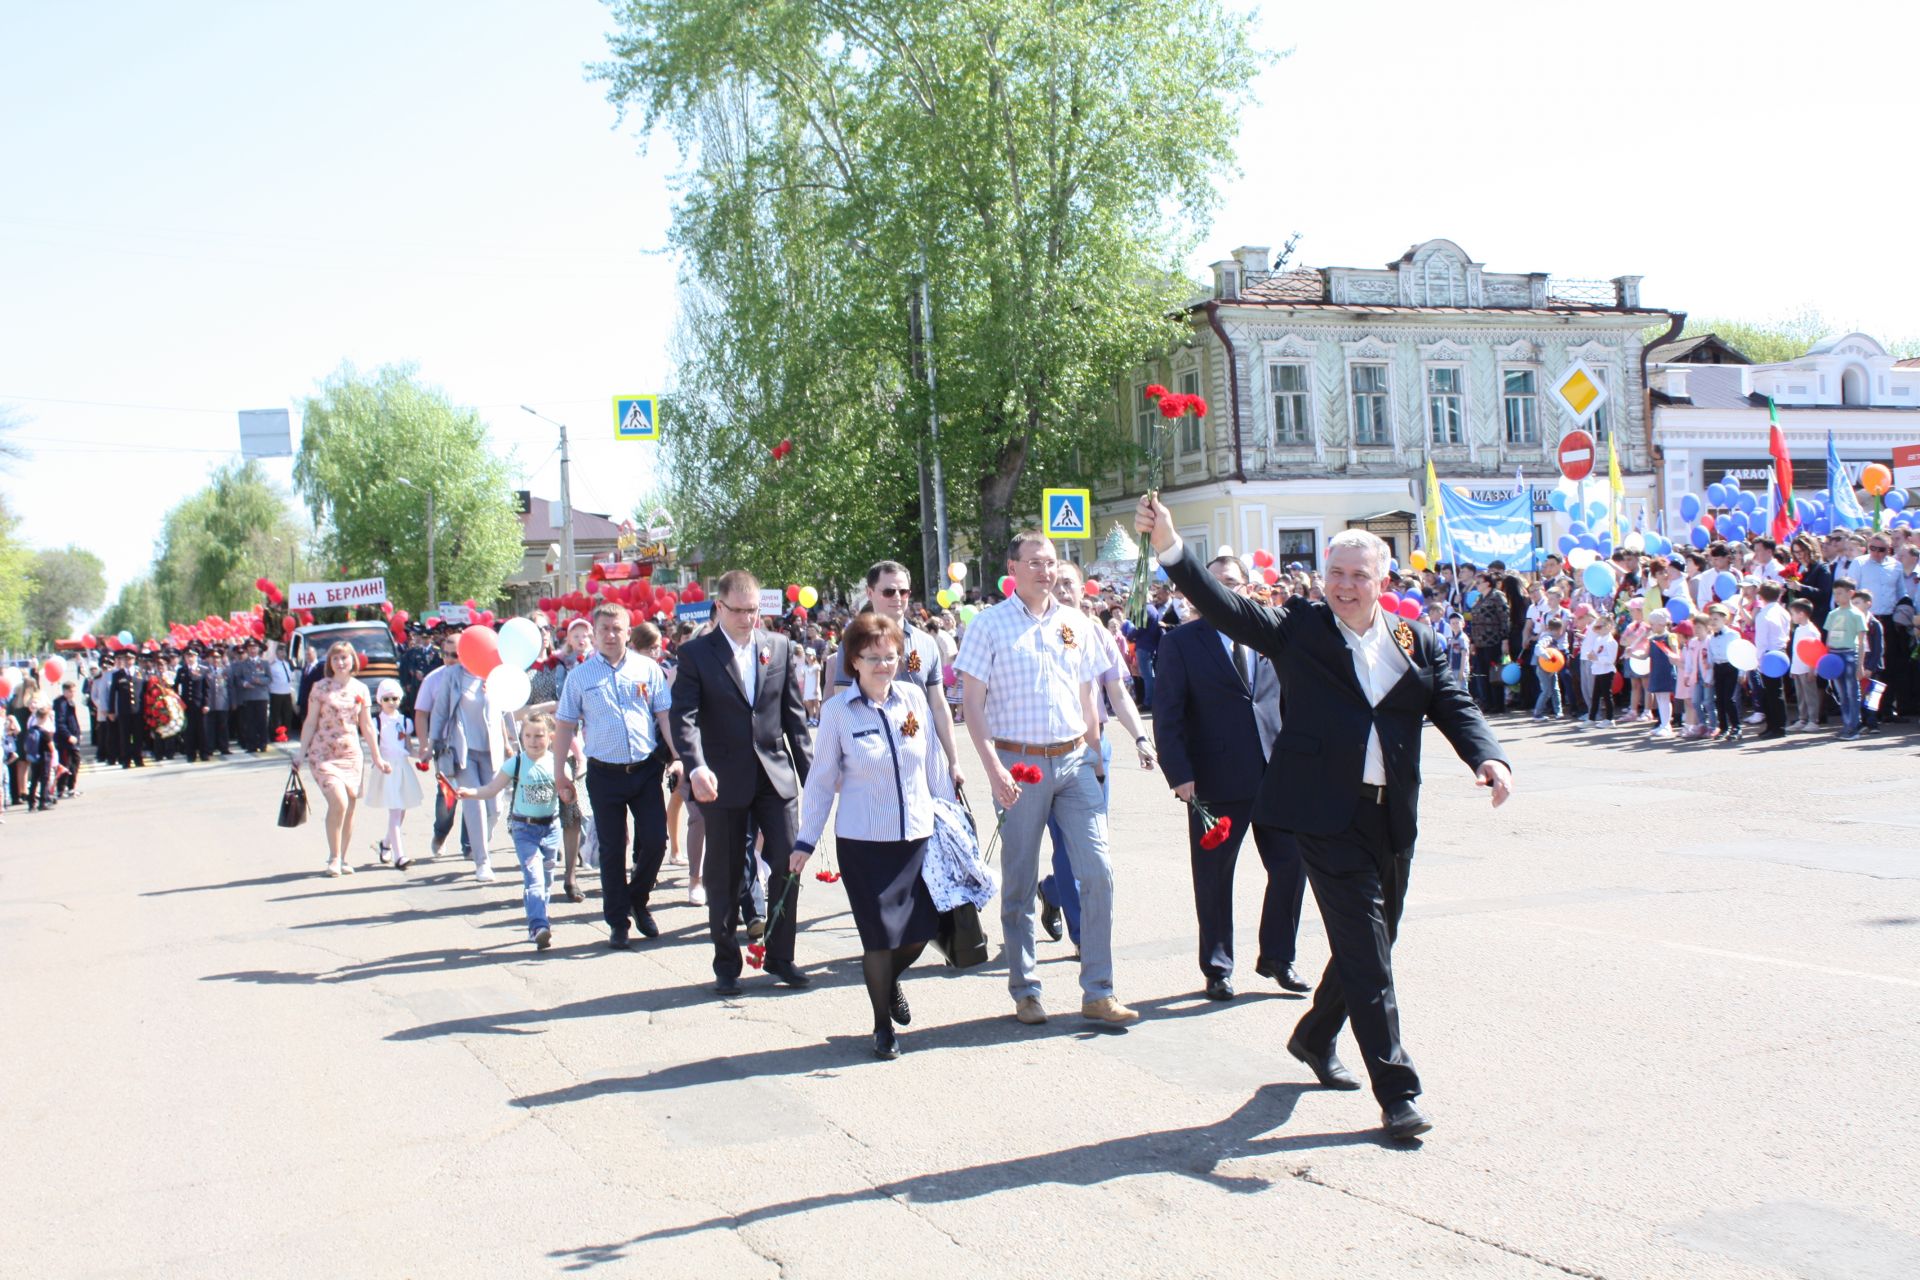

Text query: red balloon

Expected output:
[457,624,502,677]
[0,678,11,701]
[586,580,601,595]
[1397,599,1421,620]
[1261,567,1279,585]
[380,601,393,616]
[1700,513,1716,535]
[682,583,705,604]
[1000,575,1016,596]
[657,591,677,612]
[1380,592,1401,612]
[1251,549,1274,568]
[81,635,97,649]
[283,616,297,632]
[786,584,801,602]
[1796,637,1828,667]
[393,609,409,625]
[42,656,67,684]
[1083,579,1100,597]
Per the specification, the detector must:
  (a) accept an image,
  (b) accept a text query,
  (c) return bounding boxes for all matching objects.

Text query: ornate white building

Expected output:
[1090,238,1674,568]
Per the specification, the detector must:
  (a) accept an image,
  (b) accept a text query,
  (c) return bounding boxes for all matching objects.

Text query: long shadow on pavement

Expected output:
[546,1082,1397,1270]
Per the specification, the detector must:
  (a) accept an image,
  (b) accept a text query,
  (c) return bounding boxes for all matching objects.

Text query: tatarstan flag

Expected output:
[1767,398,1797,542]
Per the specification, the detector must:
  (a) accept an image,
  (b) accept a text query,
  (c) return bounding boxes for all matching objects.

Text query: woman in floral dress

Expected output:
[299,641,389,877]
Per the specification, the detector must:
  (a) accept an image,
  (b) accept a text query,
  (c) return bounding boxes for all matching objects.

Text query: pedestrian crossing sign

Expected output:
[1042,487,1092,539]
[613,395,659,441]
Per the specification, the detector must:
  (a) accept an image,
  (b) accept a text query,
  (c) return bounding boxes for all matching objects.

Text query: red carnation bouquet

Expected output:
[1129,386,1208,625]
[983,762,1044,863]
[745,874,798,970]
[1188,797,1233,850]
[812,845,841,884]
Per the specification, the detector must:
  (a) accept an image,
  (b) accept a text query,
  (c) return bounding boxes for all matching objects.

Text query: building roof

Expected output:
[1645,333,1753,365]
[1665,365,1756,410]
[518,496,623,547]
[1215,267,1659,316]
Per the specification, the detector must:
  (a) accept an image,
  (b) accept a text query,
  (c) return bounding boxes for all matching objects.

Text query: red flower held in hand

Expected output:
[1010,763,1043,784]
[1199,815,1234,850]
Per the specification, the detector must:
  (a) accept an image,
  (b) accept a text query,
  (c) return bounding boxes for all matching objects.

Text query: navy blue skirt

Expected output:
[837,836,939,951]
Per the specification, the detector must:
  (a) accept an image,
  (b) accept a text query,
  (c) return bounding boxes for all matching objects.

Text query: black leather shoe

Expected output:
[873,1028,900,1059]
[632,907,660,938]
[765,961,812,989]
[1287,1032,1363,1090]
[1204,977,1235,1001]
[1040,896,1065,942]
[1256,958,1313,993]
[1382,1099,1433,1139]
[714,976,742,996]
[607,930,632,951]
[890,985,911,1026]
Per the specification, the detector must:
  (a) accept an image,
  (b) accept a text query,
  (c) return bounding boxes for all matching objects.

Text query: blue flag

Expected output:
[1828,431,1870,529]
[1437,486,1539,571]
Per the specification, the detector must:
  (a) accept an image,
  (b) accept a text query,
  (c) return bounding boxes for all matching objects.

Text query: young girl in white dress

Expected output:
[365,678,425,869]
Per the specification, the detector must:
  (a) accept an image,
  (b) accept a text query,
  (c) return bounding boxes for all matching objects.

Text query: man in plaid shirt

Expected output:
[957,531,1139,1028]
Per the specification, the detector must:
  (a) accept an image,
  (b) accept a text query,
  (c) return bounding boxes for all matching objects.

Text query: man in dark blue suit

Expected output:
[1153,552,1308,1002]
[1138,495,1512,1141]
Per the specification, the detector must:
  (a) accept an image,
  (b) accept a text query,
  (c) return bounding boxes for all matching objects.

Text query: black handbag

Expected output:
[277,763,308,828]
[935,902,989,968]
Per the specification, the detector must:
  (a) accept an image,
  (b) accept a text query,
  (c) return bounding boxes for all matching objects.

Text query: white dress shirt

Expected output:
[1334,608,1409,787]
[1752,602,1791,657]
[725,629,757,704]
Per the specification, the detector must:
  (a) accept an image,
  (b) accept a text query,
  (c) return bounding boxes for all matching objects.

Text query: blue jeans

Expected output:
[509,818,559,937]
[1042,736,1112,944]
[1831,651,1861,733]
[1532,670,1561,718]
[995,743,1114,1001]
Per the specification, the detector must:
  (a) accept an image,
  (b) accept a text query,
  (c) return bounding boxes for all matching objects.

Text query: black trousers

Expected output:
[97,717,119,765]
[183,710,211,762]
[270,692,296,740]
[1712,663,1740,732]
[1292,798,1419,1106]
[56,741,79,794]
[700,769,800,981]
[584,757,669,935]
[1759,672,1787,732]
[119,719,145,767]
[210,707,231,754]
[1881,621,1913,718]
[1190,801,1305,982]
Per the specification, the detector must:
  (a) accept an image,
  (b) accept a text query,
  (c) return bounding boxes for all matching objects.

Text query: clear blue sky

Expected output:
[4,0,1914,614]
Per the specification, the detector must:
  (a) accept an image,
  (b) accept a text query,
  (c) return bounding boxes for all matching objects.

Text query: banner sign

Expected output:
[674,601,713,623]
[758,588,783,616]
[1894,443,1920,492]
[1437,487,1539,571]
[438,603,472,626]
[289,577,387,610]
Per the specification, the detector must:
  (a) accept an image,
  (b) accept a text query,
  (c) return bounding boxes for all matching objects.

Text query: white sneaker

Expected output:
[1743,712,1765,725]
[690,884,707,906]
[1650,727,1673,740]
[474,867,498,884]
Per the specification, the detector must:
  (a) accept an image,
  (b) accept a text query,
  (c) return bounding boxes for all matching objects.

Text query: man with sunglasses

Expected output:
[838,561,965,795]
[1850,534,1909,720]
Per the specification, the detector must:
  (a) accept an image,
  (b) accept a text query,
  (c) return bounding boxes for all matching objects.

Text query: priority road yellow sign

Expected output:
[1550,361,1608,423]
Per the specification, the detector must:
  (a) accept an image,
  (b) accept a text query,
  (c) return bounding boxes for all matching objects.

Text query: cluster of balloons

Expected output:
[1377,588,1424,621]
[783,584,819,608]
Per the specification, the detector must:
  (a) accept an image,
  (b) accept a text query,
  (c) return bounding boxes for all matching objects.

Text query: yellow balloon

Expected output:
[947,561,968,582]
[936,588,955,606]
[798,586,818,608]
[1409,550,1428,571]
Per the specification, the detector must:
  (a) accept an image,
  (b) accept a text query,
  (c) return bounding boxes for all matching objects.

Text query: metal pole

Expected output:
[425,489,437,610]
[558,422,576,596]
[919,257,951,575]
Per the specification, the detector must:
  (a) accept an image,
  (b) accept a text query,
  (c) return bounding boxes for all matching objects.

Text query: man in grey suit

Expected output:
[1153,553,1308,1001]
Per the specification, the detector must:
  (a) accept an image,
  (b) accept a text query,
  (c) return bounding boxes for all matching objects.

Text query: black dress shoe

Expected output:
[1256,958,1313,993]
[607,930,632,951]
[873,1027,900,1059]
[1040,896,1065,942]
[1382,1098,1433,1139]
[1754,729,1786,741]
[765,961,812,988]
[890,985,911,1026]
[1286,1032,1363,1090]
[632,907,660,938]
[1204,977,1235,1001]
[714,976,742,996]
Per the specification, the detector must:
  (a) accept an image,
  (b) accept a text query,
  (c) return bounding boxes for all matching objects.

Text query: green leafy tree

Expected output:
[152,461,309,625]
[294,363,523,612]
[24,546,106,645]
[97,576,167,644]
[0,495,33,647]
[599,0,1262,563]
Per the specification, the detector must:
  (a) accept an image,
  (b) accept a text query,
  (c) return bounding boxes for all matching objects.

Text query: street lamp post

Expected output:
[521,406,576,595]
[396,478,436,610]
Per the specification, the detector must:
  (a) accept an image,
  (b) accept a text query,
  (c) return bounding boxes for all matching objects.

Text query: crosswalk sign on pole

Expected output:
[613,395,660,441]
[1042,487,1092,539]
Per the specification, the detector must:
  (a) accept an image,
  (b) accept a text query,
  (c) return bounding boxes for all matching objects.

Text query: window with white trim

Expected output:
[1503,368,1540,444]
[1177,370,1202,454]
[1427,365,1464,446]
[1350,363,1390,445]
[1588,367,1612,444]
[1270,362,1308,444]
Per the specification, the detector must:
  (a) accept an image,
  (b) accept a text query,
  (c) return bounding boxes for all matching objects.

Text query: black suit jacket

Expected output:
[109,670,141,721]
[177,667,212,712]
[669,628,813,804]
[1162,546,1507,852]
[1152,618,1282,807]
[52,695,80,745]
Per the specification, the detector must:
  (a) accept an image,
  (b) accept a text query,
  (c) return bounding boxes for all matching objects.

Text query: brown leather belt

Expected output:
[993,738,1082,758]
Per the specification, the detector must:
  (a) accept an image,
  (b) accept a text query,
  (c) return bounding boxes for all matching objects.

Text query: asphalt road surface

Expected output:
[4,718,1917,1279]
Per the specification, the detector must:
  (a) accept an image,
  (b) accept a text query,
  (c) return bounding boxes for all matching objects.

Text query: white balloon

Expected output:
[1628,654,1651,677]
[1725,638,1759,672]
[484,663,532,712]
[1566,548,1599,571]
[496,617,543,671]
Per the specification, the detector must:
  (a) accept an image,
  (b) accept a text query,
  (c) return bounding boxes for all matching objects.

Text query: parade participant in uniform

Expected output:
[91,661,119,766]
[1138,494,1511,1139]
[956,531,1136,1028]
[266,641,297,742]
[108,651,145,769]
[208,647,234,755]
[553,603,679,948]
[176,648,213,763]
[299,641,390,878]
[1152,552,1309,1000]
[231,639,271,752]
[398,626,439,717]
[669,569,814,993]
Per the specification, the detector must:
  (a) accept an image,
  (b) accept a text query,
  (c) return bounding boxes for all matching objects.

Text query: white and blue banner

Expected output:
[1438,486,1539,571]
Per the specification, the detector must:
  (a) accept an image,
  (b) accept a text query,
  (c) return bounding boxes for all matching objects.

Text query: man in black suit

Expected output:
[1153,553,1309,1001]
[108,651,145,768]
[670,569,815,995]
[176,648,213,763]
[1137,495,1512,1140]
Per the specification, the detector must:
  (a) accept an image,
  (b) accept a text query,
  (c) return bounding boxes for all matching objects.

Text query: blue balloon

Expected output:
[1679,493,1703,522]
[1557,534,1577,555]
[1665,597,1691,623]
[1736,490,1759,515]
[1599,532,1614,551]
[1588,503,1609,525]
[1720,512,1747,537]
[1814,489,1830,500]
[1548,489,1569,512]
[1402,588,1423,605]
[116,630,134,645]
[1759,651,1791,679]
[1501,662,1522,686]
[1645,534,1668,557]
[1886,489,1908,512]
[1690,524,1710,549]
[1816,653,1845,680]
[1721,472,1741,491]
[1568,521,1588,537]
[1389,559,1399,573]
[1583,562,1615,596]
[1713,571,1738,600]
[1707,483,1729,507]
[1466,590,1480,607]
[1576,534,1600,551]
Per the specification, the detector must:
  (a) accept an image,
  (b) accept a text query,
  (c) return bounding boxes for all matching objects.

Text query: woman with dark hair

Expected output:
[1468,573,1511,714]
[1502,573,1529,708]
[1789,534,1833,623]
[790,611,945,1060]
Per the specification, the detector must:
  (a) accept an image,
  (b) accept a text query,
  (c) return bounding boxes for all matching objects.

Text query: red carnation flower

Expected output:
[1143,384,1169,402]
[1199,815,1233,850]
[746,942,767,969]
[1158,395,1188,419]
[1188,395,1208,417]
